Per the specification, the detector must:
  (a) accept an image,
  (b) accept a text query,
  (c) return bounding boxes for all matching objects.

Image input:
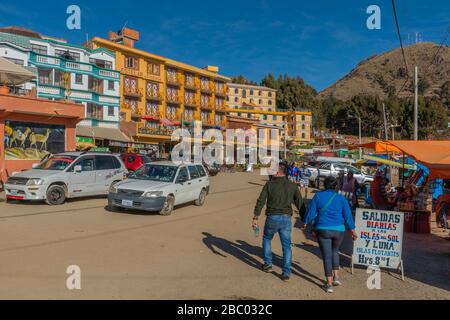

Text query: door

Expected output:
[173,166,193,205]
[68,157,96,197]
[94,155,122,194]
[196,165,209,190]
[187,165,202,200]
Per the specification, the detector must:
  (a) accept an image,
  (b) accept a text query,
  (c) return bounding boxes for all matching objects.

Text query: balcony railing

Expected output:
[215,87,226,96]
[200,84,212,94]
[145,110,162,119]
[139,127,174,136]
[167,74,181,86]
[30,52,120,80]
[185,81,197,90]
[36,85,120,106]
[184,99,197,108]
[146,91,163,101]
[123,88,141,98]
[166,95,181,105]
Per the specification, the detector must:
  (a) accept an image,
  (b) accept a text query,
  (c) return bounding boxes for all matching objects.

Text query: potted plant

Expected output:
[0,81,10,95]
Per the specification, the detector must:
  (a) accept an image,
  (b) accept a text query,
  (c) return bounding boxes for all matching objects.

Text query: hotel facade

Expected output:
[87,28,230,151]
[226,83,312,145]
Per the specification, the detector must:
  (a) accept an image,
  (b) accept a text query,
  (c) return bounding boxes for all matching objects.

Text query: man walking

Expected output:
[252,162,303,281]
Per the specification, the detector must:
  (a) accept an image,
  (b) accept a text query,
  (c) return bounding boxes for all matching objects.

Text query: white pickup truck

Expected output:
[308,162,373,188]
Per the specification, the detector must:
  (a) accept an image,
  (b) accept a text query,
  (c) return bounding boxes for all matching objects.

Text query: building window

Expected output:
[31,44,47,55]
[86,103,104,120]
[237,112,241,117]
[89,58,112,69]
[234,97,239,103]
[247,113,252,118]
[55,49,80,61]
[258,99,262,105]
[234,88,238,94]
[125,56,139,70]
[268,92,272,97]
[268,100,272,106]
[242,90,247,98]
[273,115,277,121]
[250,89,254,95]
[302,133,306,139]
[263,114,267,120]
[108,80,115,90]
[147,62,160,76]
[38,68,52,85]
[124,76,138,94]
[108,106,115,117]
[302,115,306,121]
[75,74,83,84]
[302,124,306,130]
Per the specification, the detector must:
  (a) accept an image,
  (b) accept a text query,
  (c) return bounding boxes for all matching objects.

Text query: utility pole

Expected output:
[358,116,362,159]
[382,103,388,140]
[414,65,419,140]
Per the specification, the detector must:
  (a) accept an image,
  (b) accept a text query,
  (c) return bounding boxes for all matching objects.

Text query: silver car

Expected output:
[4,152,128,205]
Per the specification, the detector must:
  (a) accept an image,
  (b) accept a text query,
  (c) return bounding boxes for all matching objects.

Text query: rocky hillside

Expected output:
[319,42,450,102]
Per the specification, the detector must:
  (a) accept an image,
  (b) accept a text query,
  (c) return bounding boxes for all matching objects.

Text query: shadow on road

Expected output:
[201,232,324,287]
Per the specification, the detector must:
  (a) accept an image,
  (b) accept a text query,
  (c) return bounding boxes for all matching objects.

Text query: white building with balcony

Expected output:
[0,28,121,130]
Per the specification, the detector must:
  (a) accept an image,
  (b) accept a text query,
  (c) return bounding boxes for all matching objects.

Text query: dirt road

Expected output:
[0,171,448,299]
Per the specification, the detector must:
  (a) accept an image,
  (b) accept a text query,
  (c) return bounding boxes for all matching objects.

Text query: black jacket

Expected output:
[254,176,303,217]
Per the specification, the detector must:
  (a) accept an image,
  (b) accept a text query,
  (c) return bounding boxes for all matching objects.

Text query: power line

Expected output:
[392,0,410,77]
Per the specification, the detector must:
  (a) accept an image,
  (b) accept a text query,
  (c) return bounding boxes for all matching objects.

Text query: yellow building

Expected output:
[87,28,230,149]
[226,108,312,145]
[225,83,312,145]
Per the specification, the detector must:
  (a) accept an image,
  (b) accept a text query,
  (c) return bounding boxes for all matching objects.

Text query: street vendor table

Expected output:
[402,209,431,234]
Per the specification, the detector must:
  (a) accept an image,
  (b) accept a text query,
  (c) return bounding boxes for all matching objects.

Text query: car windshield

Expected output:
[129,164,177,182]
[35,156,77,170]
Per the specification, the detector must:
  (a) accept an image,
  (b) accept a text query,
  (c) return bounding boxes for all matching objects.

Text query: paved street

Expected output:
[0,171,449,300]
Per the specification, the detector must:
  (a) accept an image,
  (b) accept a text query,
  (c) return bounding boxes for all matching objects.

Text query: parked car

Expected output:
[108,161,210,215]
[4,152,127,205]
[308,162,373,188]
[120,153,152,171]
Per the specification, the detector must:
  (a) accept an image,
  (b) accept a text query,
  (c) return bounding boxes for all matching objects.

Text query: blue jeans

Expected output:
[262,215,292,276]
[316,229,345,277]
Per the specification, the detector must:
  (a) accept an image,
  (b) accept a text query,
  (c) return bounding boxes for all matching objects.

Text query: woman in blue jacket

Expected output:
[303,176,358,293]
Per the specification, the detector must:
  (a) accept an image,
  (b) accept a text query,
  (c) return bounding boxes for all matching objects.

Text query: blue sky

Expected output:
[0,0,448,91]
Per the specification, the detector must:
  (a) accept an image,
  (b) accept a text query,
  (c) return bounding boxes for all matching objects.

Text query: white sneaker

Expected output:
[333,277,342,286]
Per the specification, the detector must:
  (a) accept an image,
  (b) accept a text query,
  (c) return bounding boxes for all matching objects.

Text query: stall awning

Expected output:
[76,125,130,143]
[387,140,450,179]
[362,155,415,169]
[350,140,402,153]
[0,56,36,85]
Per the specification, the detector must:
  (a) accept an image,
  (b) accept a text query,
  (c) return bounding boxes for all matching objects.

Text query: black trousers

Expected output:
[316,229,345,277]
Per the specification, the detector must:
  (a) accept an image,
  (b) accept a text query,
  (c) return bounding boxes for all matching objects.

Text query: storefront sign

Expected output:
[4,121,65,160]
[109,141,130,148]
[76,136,94,144]
[91,147,110,152]
[352,208,404,271]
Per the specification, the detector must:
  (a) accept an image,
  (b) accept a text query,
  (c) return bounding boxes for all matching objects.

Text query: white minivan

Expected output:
[4,152,127,205]
[108,161,210,215]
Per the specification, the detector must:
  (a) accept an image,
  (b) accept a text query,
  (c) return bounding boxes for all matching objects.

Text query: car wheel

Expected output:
[159,195,174,216]
[45,185,66,205]
[195,188,207,206]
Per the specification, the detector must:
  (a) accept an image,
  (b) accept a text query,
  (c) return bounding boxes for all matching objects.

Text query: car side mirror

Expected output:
[74,165,82,173]
[32,163,39,169]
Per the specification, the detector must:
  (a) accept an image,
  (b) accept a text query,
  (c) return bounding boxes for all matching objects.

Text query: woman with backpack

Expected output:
[302,176,358,293]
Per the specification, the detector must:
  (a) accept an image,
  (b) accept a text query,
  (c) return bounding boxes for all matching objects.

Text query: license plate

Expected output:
[121,199,133,207]
[9,189,18,195]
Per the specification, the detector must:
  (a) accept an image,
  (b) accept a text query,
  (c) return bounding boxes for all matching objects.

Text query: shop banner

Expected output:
[352,208,404,270]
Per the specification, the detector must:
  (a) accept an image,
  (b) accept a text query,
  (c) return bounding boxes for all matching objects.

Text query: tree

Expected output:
[231,75,257,85]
